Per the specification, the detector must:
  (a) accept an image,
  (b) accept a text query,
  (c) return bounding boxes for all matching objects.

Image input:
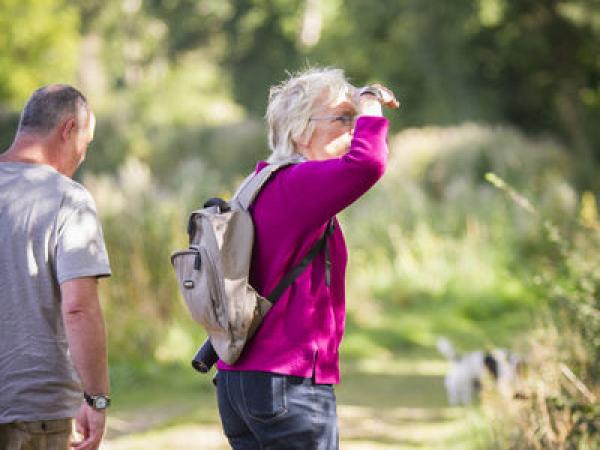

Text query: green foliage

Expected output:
[306,0,600,181]
[3,0,600,176]
[0,111,18,150]
[0,0,80,108]
[1,3,599,445]
[82,52,247,176]
[313,0,488,127]
[341,123,574,355]
[221,0,306,114]
[145,0,234,58]
[85,158,219,363]
[477,181,600,449]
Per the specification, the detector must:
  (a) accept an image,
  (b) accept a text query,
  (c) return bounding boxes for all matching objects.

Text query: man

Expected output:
[0,85,111,450]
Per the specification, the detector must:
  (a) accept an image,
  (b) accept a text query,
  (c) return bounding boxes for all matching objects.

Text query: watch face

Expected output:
[95,397,108,409]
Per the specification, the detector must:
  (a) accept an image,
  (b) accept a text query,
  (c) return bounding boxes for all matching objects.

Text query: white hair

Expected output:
[265,67,354,163]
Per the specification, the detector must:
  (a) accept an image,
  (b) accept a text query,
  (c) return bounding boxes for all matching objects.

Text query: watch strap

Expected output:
[358,85,384,101]
[84,392,111,409]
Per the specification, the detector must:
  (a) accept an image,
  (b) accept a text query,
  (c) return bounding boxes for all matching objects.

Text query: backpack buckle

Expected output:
[203,198,231,213]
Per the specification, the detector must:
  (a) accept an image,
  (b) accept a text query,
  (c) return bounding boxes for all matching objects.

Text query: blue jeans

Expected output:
[216,370,339,450]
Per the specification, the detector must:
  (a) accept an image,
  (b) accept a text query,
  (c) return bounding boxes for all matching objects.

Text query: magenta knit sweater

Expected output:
[216,116,389,383]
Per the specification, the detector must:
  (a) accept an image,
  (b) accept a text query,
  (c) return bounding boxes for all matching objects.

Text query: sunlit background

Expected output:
[2,0,600,448]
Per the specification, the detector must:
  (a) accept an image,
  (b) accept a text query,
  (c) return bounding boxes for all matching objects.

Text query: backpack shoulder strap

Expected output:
[232,161,333,304]
[266,218,336,303]
[234,162,294,210]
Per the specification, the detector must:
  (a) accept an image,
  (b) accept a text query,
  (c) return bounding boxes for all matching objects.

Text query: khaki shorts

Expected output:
[0,419,72,450]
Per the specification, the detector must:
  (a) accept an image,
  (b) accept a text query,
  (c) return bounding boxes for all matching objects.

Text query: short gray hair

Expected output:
[18,84,89,134]
[265,67,354,163]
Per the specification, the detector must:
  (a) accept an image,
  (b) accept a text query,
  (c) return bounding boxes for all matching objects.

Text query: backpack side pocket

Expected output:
[171,247,223,332]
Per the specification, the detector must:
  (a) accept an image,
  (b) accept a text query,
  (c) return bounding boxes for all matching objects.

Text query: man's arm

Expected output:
[61,277,108,450]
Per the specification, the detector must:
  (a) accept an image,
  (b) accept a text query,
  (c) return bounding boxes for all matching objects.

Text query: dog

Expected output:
[436,337,523,405]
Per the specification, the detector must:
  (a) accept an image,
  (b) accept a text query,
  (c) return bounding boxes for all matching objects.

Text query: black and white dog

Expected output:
[437,337,523,405]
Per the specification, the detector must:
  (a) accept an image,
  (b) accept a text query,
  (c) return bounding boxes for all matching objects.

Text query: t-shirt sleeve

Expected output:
[56,194,111,284]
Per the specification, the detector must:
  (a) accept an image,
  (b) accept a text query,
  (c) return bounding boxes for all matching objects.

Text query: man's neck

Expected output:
[0,134,65,174]
[0,149,45,165]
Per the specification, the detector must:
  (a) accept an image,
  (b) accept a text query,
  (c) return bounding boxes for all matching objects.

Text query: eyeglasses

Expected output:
[309,113,356,127]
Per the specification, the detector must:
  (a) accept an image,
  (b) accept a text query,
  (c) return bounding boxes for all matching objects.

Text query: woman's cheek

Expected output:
[325,133,352,157]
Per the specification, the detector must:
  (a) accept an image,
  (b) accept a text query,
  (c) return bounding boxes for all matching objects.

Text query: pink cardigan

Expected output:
[216,116,389,383]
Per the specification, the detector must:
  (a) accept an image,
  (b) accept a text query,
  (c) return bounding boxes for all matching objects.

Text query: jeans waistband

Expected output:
[286,374,332,387]
[214,370,332,387]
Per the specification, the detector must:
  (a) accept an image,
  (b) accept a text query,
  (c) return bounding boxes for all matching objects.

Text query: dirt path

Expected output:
[100,357,475,449]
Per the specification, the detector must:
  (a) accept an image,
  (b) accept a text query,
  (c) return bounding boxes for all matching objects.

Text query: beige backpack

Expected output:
[171,163,334,371]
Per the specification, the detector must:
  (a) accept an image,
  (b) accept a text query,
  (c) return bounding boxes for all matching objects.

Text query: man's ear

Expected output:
[59,117,77,142]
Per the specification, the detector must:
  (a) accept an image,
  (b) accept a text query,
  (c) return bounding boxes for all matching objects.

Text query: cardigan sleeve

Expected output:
[274,115,389,230]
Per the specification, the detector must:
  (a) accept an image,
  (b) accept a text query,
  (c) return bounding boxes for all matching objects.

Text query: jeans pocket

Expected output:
[241,372,287,422]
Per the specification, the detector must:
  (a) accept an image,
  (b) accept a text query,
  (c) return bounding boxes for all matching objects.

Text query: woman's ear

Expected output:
[294,125,313,150]
[292,137,306,150]
[292,140,307,159]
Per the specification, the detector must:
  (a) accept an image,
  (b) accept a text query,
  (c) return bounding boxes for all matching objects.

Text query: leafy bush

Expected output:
[479,182,600,449]
[342,123,574,353]
[85,157,221,364]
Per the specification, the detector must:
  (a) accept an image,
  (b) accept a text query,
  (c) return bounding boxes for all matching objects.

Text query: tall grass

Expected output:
[85,158,219,369]
[478,184,600,449]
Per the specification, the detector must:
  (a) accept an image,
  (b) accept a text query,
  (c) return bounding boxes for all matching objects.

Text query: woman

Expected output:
[215,67,398,449]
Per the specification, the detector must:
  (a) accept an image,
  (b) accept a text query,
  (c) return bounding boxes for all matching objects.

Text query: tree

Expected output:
[221,0,306,115]
[311,0,600,183]
[0,0,80,108]
[473,0,600,186]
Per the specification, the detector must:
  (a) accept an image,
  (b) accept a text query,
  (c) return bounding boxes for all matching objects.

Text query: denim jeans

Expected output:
[216,370,339,450]
[0,419,71,450]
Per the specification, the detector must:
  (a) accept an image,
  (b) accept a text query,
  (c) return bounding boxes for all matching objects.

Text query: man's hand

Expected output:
[71,403,106,450]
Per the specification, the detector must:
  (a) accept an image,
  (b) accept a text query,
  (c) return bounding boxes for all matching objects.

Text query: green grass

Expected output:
[343,299,534,362]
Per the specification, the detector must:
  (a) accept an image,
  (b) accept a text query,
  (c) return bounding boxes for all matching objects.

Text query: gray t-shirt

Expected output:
[0,162,111,423]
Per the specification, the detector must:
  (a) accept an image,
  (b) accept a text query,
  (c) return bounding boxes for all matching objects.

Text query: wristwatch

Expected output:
[358,85,400,109]
[84,392,111,410]
[358,85,384,101]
